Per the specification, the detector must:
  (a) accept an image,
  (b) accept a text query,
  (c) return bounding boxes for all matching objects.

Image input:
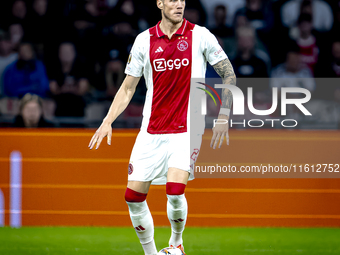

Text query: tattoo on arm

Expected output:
[212,58,236,109]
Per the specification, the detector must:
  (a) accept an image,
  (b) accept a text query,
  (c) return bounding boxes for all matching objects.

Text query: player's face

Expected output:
[158,0,185,25]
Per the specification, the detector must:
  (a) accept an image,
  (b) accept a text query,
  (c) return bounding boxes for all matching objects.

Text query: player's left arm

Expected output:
[211,58,237,149]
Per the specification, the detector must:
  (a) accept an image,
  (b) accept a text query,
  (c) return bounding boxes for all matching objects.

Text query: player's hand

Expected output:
[88,121,112,150]
[210,114,229,149]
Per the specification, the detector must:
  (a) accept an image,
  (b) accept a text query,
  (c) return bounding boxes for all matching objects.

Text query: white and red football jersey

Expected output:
[125,19,227,134]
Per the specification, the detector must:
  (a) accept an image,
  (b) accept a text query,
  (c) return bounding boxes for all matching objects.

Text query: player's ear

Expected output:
[157,0,164,10]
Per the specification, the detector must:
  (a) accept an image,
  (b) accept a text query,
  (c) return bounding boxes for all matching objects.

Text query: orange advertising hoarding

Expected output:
[0,129,339,227]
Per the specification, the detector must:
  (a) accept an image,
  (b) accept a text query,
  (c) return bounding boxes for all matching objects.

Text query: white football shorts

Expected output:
[127,130,202,185]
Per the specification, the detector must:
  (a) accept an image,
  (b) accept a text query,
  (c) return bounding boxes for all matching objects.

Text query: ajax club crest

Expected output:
[177,39,188,51]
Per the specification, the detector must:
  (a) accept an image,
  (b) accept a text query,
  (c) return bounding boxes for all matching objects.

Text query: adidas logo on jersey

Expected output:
[155,47,164,53]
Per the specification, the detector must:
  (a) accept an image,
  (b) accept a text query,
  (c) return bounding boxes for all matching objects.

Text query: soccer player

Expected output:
[88,0,236,254]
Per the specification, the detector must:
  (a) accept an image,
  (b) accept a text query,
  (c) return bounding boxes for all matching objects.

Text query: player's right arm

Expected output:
[88,74,141,150]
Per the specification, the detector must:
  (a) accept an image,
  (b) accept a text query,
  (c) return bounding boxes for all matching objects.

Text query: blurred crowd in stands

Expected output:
[0,0,339,128]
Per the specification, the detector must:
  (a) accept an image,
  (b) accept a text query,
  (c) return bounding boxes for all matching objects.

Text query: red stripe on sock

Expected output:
[166,182,186,195]
[125,188,147,202]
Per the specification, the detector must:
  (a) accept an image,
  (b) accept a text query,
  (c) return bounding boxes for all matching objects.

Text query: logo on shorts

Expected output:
[191,148,200,162]
[177,40,188,51]
[128,163,133,175]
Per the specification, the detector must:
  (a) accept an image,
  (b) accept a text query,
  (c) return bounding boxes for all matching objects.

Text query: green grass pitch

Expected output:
[0,227,339,254]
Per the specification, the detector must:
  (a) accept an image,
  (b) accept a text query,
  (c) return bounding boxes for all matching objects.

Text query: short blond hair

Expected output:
[19,93,43,113]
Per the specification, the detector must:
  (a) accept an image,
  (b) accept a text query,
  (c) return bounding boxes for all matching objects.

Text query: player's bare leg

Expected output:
[166,168,190,252]
[128,181,151,194]
[125,181,157,255]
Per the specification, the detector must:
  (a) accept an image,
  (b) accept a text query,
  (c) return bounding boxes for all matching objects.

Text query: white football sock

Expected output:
[127,201,157,255]
[167,194,188,247]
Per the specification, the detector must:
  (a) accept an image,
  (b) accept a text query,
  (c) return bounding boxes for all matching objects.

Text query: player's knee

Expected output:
[125,187,147,203]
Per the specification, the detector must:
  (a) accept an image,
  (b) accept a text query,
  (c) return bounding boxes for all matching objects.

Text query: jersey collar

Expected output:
[156,18,188,38]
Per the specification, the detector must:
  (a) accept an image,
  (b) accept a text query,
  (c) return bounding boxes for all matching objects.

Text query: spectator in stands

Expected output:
[234,0,274,31]
[211,5,234,38]
[31,0,57,61]
[0,31,18,95]
[33,0,48,16]
[72,0,102,28]
[48,42,87,117]
[294,13,319,74]
[281,0,333,32]
[184,7,201,25]
[92,0,110,17]
[234,13,250,29]
[49,42,89,96]
[231,26,268,78]
[201,0,245,28]
[26,0,50,55]
[300,0,312,15]
[105,0,139,32]
[69,0,104,67]
[184,1,206,26]
[10,0,28,25]
[3,42,49,98]
[330,41,340,77]
[13,93,53,128]
[107,0,119,8]
[231,26,269,102]
[105,58,125,98]
[315,41,340,78]
[271,44,315,92]
[132,2,160,27]
[0,2,9,30]
[330,1,340,41]
[101,21,135,97]
[9,23,24,51]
